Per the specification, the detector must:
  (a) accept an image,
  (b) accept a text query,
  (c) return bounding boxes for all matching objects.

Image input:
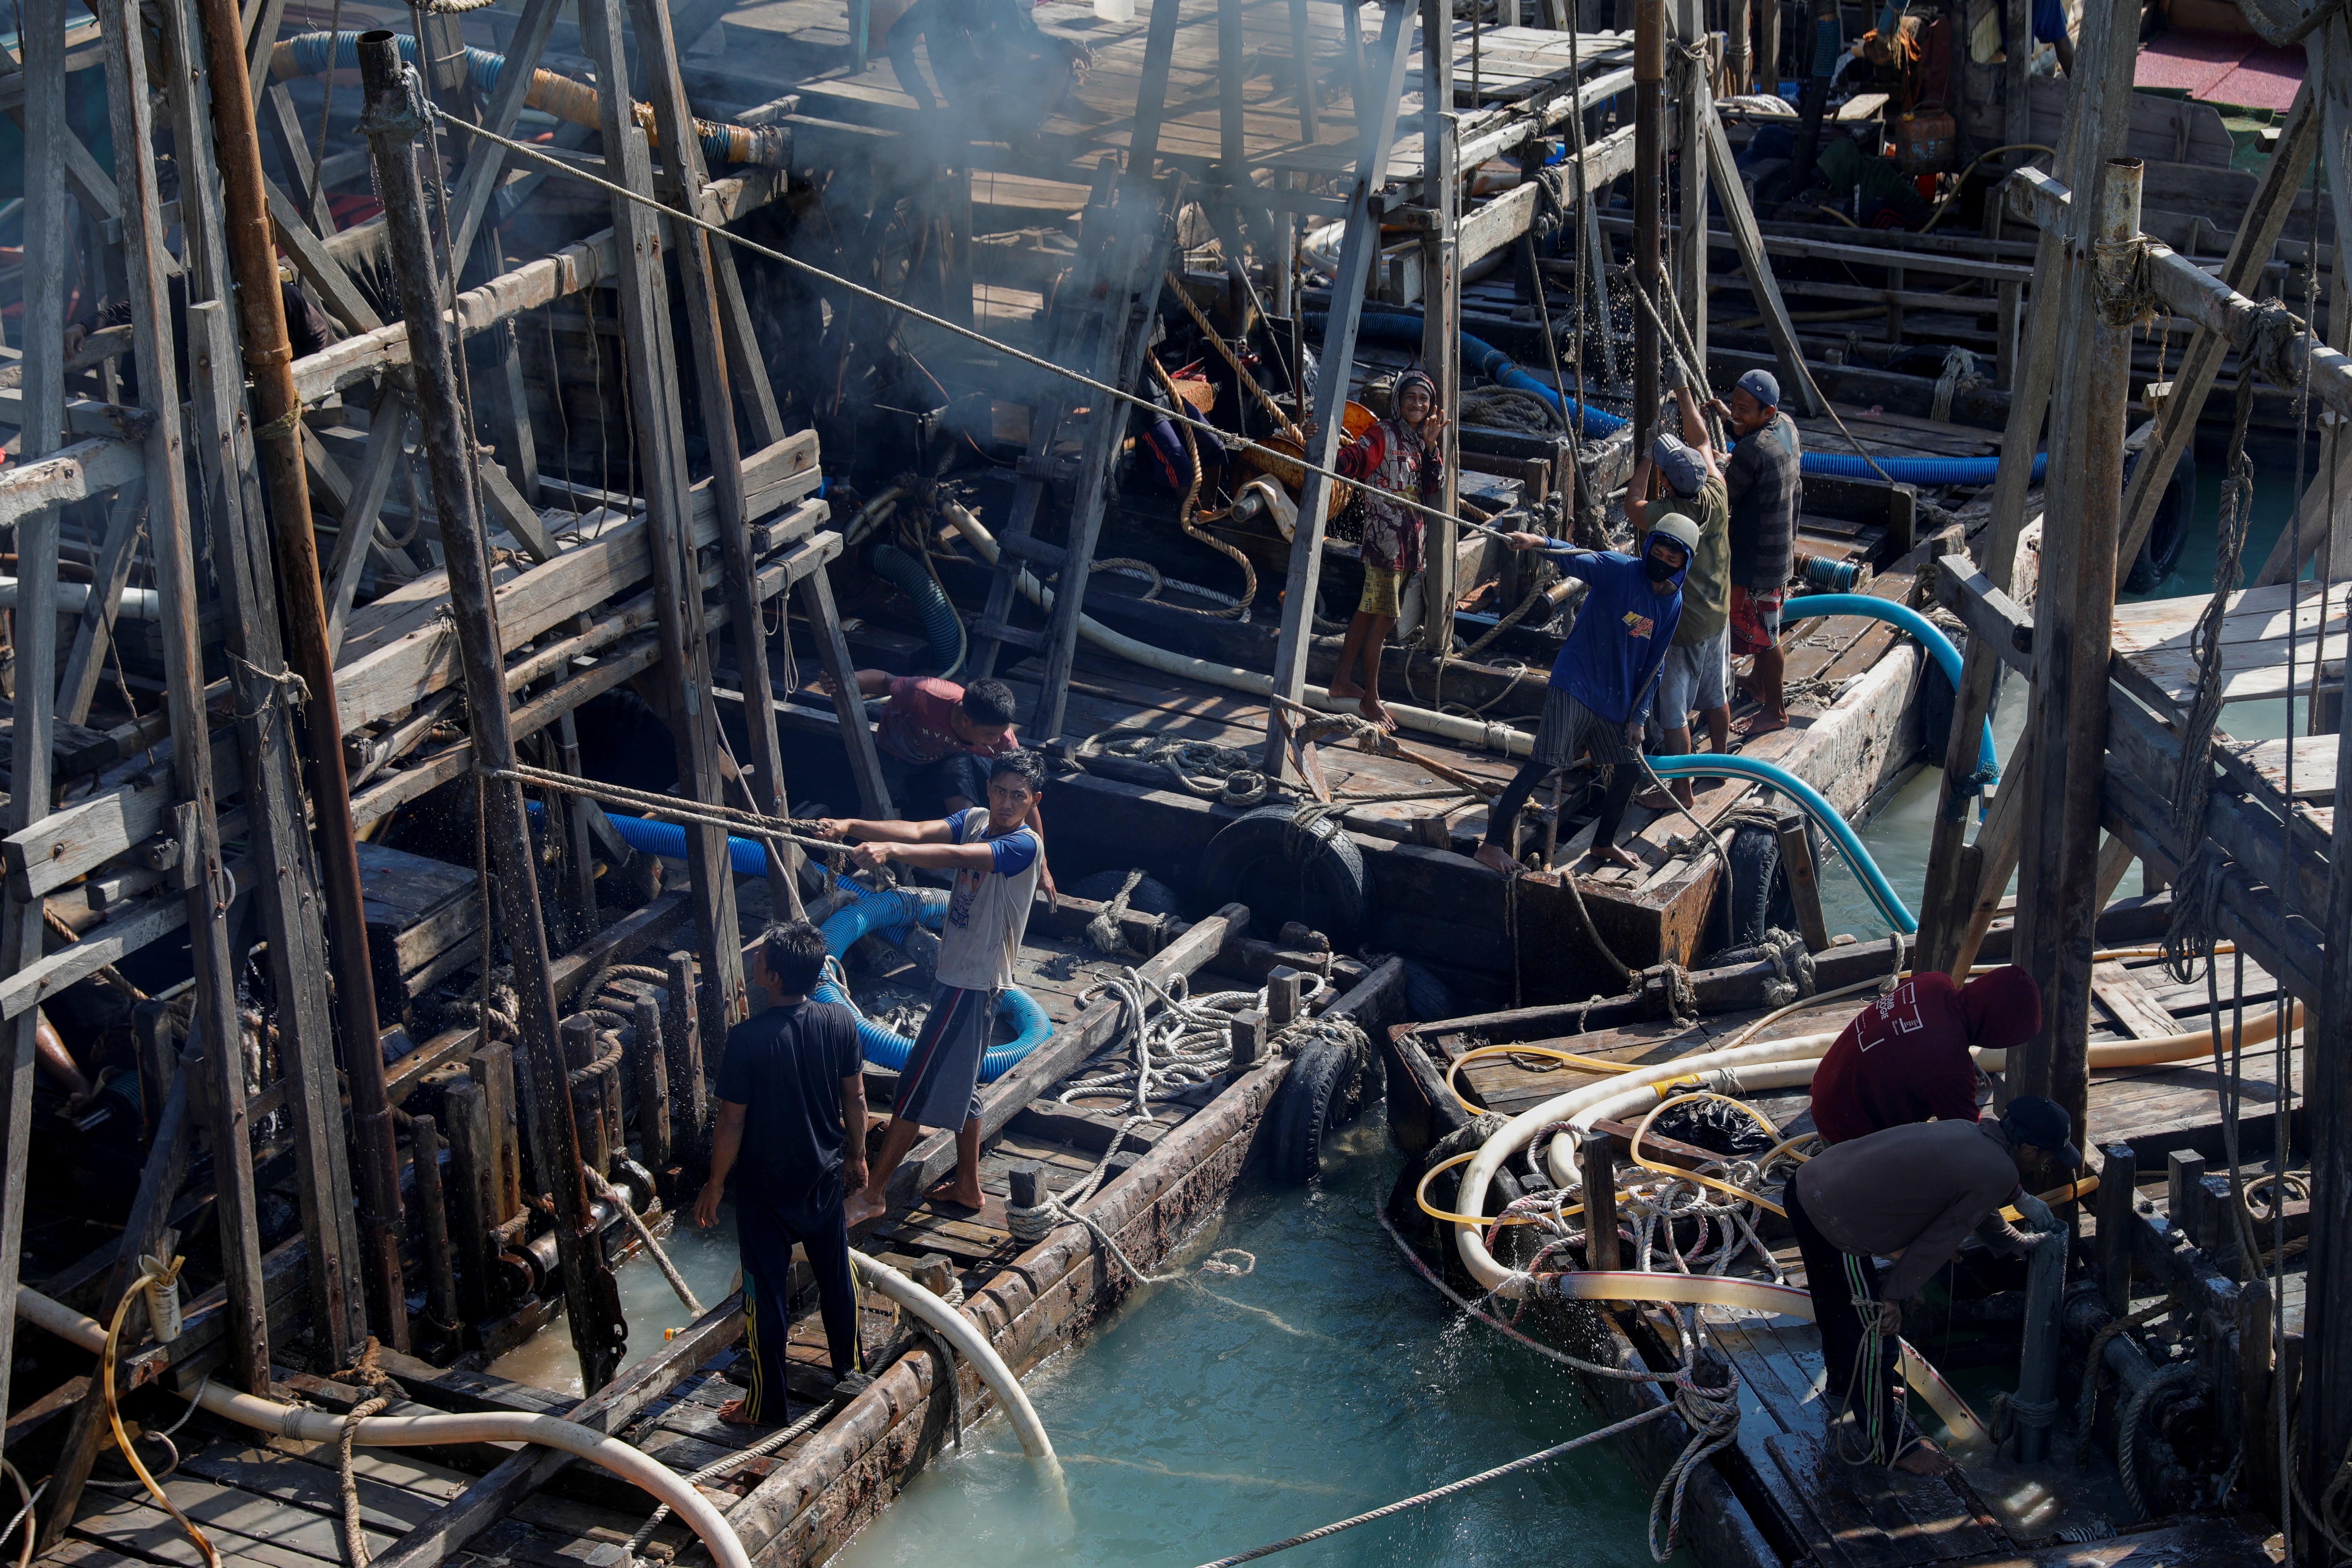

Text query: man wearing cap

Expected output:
[1784,1094,2077,1475]
[1627,379,1732,812]
[1707,368,1802,737]
[1474,516,1699,873]
[1809,966,2043,1144]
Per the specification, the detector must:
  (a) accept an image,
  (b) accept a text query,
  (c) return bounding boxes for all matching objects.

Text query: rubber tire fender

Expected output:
[1266,1035,1366,1185]
[1198,804,1372,945]
[1401,960,1457,1023]
[2122,441,2197,595]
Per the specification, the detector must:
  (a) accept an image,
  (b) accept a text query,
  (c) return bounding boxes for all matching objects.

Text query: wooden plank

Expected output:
[1703,109,1821,416]
[324,395,416,660]
[55,481,150,725]
[2091,961,2185,1042]
[264,175,383,334]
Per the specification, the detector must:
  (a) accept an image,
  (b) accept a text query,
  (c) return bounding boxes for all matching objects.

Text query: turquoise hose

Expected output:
[1782,592,1999,787]
[815,887,1053,1080]
[1643,754,1919,934]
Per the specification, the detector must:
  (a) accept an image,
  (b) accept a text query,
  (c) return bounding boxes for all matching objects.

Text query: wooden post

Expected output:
[133,1003,179,1143]
[0,0,70,1433]
[1673,0,1707,372]
[409,1115,462,1330]
[573,0,746,1064]
[2095,1142,2137,1313]
[633,995,673,1175]
[1230,1009,1268,1069]
[1008,1162,1044,1217]
[2237,1276,2273,1498]
[552,713,602,945]
[96,0,268,1394]
[664,953,712,1169]
[624,0,804,924]
[446,1079,497,1320]
[2009,149,2141,1141]
[1756,0,1779,96]
[1267,967,1304,1028]
[1286,0,1319,140]
[1219,0,1244,182]
[1727,0,1750,93]
[1262,0,1418,776]
[2002,0,2031,162]
[1418,0,1460,656]
[471,1041,522,1221]
[1776,818,1831,951]
[358,34,624,1393]
[1631,0,1664,459]
[1581,1130,1620,1271]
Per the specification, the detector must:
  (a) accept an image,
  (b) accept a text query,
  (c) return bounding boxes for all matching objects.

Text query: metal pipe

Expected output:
[2014,1227,2068,1461]
[356,33,626,1394]
[188,0,408,1352]
[1632,0,1664,461]
[0,578,161,617]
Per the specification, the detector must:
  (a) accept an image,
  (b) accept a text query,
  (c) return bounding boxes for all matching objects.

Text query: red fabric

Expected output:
[2135,30,2305,109]
[1810,972,1985,1144]
[875,677,1020,765]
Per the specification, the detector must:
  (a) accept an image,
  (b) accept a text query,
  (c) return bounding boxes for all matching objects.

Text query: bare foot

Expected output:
[1360,695,1398,733]
[928,1177,986,1211]
[1634,787,1677,812]
[717,1398,767,1427]
[1326,677,1366,702]
[1473,842,1521,875]
[1735,711,1790,741]
[843,1191,885,1228]
[1589,844,1640,871]
[1892,1440,1956,1477]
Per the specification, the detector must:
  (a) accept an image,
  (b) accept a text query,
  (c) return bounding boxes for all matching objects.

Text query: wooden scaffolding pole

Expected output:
[574,0,747,1054]
[1261,0,1418,775]
[2004,0,2143,1143]
[1631,0,1664,459]
[357,33,627,1394]
[1419,0,1461,657]
[0,0,70,1438]
[1673,0,1706,372]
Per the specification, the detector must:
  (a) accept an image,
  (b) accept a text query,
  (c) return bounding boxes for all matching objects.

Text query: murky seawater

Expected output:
[488,1209,746,1398]
[832,1119,1659,1568]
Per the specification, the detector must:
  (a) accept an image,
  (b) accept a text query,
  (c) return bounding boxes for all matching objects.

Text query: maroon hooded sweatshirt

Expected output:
[1807,966,2042,1144]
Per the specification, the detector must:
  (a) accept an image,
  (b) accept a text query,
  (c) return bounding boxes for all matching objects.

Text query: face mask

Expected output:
[1645,551,1682,584]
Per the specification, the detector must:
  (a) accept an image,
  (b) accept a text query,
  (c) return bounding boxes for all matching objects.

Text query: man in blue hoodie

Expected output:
[1472,514,1699,874]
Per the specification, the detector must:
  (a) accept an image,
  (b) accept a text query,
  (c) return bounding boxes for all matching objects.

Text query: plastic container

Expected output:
[1890,104,1956,174]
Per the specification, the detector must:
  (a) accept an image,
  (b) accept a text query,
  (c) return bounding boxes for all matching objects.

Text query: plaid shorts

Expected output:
[1729,584,1788,657]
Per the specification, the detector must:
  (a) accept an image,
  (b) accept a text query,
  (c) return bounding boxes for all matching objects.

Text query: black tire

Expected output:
[1267,1037,1365,1184]
[1401,960,1457,1024]
[1199,804,1372,946]
[2122,440,2197,594]
[1919,654,1956,752]
[1722,824,1797,953]
[1068,869,1185,917]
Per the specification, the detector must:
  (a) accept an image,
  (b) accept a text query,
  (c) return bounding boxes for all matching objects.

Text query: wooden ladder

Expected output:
[964,160,1178,742]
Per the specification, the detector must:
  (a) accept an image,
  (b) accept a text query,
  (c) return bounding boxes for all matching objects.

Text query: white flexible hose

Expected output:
[844,1252,1059,1471]
[941,500,1533,757]
[14,1287,753,1568]
[1539,1051,1828,1191]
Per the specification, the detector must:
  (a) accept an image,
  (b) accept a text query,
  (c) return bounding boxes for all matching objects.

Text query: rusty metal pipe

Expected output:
[188,0,409,1351]
[356,32,626,1394]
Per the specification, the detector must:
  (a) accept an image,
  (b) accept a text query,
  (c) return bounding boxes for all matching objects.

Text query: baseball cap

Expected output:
[1999,1095,2081,1168]
[1735,368,1781,408]
[1652,432,1707,497]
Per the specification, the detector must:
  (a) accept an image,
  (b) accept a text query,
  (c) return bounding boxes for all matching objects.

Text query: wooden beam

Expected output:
[1418,0,1459,658]
[1701,111,1819,416]
[264,174,384,334]
[1458,121,1637,266]
[1263,0,1417,776]
[55,481,147,726]
[324,395,415,660]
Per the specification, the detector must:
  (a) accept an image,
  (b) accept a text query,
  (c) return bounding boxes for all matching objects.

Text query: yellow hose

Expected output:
[1,1457,36,1568]
[1627,1091,1789,1215]
[106,1261,219,1568]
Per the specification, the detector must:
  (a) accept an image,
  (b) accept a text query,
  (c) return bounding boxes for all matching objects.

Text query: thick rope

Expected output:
[625,1403,827,1560]
[583,1164,705,1317]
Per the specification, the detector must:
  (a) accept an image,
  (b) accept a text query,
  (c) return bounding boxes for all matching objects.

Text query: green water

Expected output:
[831,1117,1660,1568]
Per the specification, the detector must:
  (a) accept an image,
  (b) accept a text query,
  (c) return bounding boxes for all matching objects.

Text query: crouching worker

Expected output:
[1809,965,2042,1144]
[819,751,1047,1226]
[693,920,867,1425]
[1784,1094,2078,1475]
[1327,369,1447,734]
[1472,515,1698,874]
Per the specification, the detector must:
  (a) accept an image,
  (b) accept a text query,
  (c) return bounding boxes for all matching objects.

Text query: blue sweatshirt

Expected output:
[1536,546,1685,725]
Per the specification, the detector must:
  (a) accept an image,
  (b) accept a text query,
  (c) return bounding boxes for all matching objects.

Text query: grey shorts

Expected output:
[1657,628,1730,721]
[892,983,993,1129]
[1531,685,1633,770]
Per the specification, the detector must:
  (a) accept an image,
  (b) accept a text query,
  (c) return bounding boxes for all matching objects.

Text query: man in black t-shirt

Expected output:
[693,921,867,1426]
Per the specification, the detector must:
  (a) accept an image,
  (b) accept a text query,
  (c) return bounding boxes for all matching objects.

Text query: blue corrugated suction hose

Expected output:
[568,802,772,878]
[1782,592,1998,787]
[813,887,1053,1080]
[868,543,966,678]
[1322,310,2045,485]
[1642,754,1918,934]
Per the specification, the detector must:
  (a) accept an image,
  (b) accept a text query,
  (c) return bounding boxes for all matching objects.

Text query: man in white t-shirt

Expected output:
[819,752,1046,1225]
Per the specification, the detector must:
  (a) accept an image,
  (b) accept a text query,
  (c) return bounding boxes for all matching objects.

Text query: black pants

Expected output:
[736,1185,858,1424]
[1482,761,1638,854]
[879,750,989,820]
[1784,1180,1905,1448]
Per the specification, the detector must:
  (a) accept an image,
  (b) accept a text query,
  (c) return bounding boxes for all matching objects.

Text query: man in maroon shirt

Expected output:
[1808,966,2041,1144]
[817,668,1052,897]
